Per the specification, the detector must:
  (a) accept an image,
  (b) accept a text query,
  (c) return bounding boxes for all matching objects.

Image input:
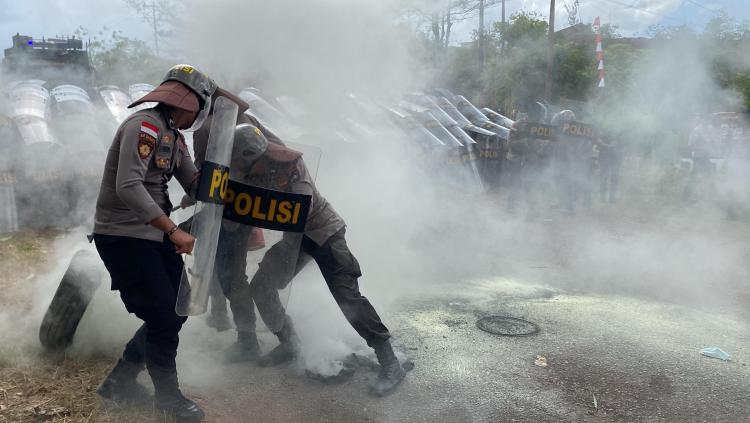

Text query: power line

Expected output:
[684,0,722,14]
[598,0,684,23]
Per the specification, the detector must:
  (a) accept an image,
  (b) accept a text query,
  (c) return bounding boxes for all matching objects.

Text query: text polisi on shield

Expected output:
[222,180,312,232]
[196,161,231,204]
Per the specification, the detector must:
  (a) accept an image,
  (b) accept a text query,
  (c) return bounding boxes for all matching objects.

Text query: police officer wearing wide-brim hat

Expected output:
[92,64,245,422]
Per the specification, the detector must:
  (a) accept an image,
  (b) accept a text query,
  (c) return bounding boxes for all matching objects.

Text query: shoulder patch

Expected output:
[140,121,159,138]
[138,132,156,159]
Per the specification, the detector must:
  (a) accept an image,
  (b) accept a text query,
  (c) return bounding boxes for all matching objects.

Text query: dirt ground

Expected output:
[0,232,167,423]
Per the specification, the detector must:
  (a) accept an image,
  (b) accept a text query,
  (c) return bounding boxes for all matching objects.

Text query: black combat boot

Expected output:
[223,330,260,363]
[257,315,300,367]
[370,340,406,397]
[152,370,205,423]
[97,359,151,406]
[205,297,232,332]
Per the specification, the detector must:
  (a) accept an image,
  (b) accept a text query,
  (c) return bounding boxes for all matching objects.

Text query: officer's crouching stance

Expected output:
[91,65,231,422]
[195,123,407,397]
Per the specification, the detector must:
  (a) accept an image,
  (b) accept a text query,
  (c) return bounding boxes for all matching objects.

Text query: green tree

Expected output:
[553,41,595,102]
[495,11,548,49]
[75,27,169,88]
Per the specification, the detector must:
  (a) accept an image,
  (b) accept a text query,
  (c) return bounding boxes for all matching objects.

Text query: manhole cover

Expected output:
[476,315,539,336]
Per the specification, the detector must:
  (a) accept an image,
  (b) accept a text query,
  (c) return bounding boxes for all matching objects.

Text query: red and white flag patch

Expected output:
[140,121,158,138]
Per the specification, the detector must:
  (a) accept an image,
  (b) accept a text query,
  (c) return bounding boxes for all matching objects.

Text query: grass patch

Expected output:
[0,354,173,422]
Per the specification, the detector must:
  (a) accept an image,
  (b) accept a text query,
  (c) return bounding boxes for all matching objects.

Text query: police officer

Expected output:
[594,130,621,204]
[504,120,528,212]
[683,119,715,201]
[181,111,272,346]
[92,64,243,422]
[193,120,406,397]
[551,110,578,213]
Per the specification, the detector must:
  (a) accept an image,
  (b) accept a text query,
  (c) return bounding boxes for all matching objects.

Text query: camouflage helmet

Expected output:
[162,64,217,105]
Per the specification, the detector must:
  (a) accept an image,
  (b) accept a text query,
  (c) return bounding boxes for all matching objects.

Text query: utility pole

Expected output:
[501,0,505,26]
[501,0,506,53]
[478,0,485,67]
[150,2,159,57]
[445,0,452,49]
[545,0,555,102]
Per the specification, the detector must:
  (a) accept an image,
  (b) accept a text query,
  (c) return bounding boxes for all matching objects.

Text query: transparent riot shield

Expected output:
[275,95,309,120]
[50,84,104,151]
[129,83,156,111]
[50,85,94,116]
[216,140,320,333]
[0,115,18,233]
[238,88,288,125]
[417,112,484,193]
[8,81,55,145]
[481,107,515,129]
[98,85,133,124]
[454,96,510,190]
[176,96,239,316]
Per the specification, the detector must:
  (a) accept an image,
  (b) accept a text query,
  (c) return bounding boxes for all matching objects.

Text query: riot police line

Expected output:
[0,77,605,236]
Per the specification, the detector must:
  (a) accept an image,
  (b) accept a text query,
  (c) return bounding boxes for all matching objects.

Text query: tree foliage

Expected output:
[428,7,750,120]
[75,27,169,88]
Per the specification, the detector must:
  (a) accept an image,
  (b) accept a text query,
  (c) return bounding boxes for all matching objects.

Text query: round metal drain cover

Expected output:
[476,315,539,336]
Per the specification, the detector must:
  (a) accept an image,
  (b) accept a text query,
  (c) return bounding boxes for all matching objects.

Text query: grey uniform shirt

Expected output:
[194,112,345,246]
[94,108,198,242]
[289,159,344,246]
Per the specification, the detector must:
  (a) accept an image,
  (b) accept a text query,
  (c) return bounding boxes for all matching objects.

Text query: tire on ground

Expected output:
[39,249,103,350]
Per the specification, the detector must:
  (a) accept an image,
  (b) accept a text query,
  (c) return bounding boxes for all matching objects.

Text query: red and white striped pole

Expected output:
[594,16,605,88]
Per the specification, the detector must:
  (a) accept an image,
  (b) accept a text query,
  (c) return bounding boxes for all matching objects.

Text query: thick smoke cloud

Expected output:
[0,0,749,398]
[180,0,419,100]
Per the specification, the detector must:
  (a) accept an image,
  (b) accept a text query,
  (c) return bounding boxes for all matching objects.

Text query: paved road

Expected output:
[171,272,749,423]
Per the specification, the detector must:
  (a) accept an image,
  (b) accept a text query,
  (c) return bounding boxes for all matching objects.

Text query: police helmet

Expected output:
[232,123,269,168]
[551,110,576,126]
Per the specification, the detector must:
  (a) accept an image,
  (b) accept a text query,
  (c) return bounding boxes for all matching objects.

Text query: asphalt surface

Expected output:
[170,276,749,423]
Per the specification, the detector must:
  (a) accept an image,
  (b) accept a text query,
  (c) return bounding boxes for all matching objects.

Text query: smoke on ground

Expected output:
[0,0,749,385]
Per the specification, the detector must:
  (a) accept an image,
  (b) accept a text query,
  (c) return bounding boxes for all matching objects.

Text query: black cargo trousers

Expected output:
[213,224,257,334]
[93,233,187,399]
[249,227,391,348]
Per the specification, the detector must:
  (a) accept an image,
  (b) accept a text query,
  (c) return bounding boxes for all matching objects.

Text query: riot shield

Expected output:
[239,89,305,141]
[50,84,103,151]
[434,96,472,128]
[386,106,444,148]
[238,89,288,127]
[220,139,320,332]
[453,96,511,189]
[405,95,477,146]
[7,81,55,145]
[176,96,239,316]
[402,98,485,193]
[98,85,133,124]
[411,109,462,148]
[128,83,156,111]
[454,96,509,136]
[481,107,515,129]
[275,95,309,120]
[0,115,17,233]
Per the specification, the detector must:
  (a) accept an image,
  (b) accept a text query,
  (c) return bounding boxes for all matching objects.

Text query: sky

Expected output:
[0,0,749,52]
[452,0,750,40]
[0,0,149,48]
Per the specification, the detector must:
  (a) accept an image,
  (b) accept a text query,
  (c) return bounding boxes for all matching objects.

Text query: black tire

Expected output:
[39,249,103,350]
